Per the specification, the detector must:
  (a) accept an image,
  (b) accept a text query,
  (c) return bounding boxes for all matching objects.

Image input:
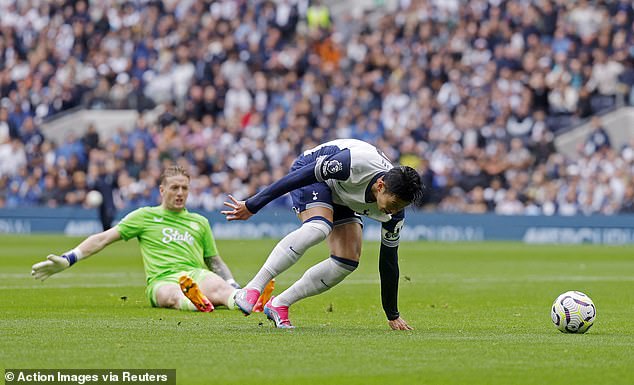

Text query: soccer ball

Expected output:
[85,190,103,207]
[551,291,596,333]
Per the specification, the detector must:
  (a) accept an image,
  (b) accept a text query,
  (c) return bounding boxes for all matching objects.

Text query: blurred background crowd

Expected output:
[1,0,633,216]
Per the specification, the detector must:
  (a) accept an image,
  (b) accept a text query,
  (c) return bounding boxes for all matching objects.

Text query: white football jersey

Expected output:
[308,139,394,222]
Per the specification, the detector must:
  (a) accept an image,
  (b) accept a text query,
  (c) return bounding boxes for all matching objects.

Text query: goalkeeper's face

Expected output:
[160,175,190,211]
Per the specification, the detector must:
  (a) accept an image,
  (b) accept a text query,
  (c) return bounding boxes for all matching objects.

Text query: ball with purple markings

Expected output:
[551,291,596,334]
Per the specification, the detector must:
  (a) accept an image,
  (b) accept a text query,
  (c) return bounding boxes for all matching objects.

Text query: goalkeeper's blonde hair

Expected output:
[159,165,190,185]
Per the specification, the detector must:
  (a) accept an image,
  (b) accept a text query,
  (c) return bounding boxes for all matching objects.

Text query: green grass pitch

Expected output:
[1,235,633,384]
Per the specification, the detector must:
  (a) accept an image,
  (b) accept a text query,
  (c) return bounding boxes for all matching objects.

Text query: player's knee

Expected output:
[276,217,333,262]
[199,275,230,302]
[156,286,181,309]
[302,217,333,242]
[210,282,233,304]
[285,218,332,256]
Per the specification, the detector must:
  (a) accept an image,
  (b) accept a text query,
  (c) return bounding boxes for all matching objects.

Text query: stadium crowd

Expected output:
[1,0,633,216]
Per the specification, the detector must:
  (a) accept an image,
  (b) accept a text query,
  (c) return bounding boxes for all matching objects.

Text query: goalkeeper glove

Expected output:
[31,249,81,281]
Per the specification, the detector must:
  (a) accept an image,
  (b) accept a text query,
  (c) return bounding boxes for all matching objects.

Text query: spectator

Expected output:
[558,187,579,216]
[0,107,15,143]
[464,186,489,214]
[506,138,534,180]
[583,116,611,156]
[587,50,625,100]
[0,138,27,177]
[306,0,331,31]
[88,154,119,230]
[620,184,634,214]
[495,189,525,215]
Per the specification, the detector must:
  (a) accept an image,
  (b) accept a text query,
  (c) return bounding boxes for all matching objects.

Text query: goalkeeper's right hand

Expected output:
[31,254,71,281]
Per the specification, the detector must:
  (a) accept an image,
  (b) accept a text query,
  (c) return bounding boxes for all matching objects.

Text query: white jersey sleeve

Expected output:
[309,139,395,222]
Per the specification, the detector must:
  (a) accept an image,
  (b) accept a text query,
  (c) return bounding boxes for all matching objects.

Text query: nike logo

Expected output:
[153,217,163,222]
[320,279,331,288]
[289,246,300,256]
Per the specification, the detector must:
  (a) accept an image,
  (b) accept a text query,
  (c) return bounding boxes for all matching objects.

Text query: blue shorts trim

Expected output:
[304,216,334,229]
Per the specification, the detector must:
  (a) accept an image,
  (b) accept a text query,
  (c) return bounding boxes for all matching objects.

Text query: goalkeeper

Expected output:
[31,165,260,312]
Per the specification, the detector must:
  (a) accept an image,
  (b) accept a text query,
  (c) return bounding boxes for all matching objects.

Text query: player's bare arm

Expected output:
[205,254,241,289]
[74,227,122,257]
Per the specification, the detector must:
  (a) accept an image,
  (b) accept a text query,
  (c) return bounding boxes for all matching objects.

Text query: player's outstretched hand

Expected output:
[31,254,70,281]
[388,317,414,331]
[221,195,254,221]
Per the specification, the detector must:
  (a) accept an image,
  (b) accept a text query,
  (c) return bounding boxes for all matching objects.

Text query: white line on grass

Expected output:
[430,275,634,283]
[0,272,145,279]
[1,275,633,290]
[0,283,142,289]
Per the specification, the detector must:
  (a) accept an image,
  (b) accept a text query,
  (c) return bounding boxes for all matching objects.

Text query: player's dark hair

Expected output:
[383,166,425,206]
[160,165,190,185]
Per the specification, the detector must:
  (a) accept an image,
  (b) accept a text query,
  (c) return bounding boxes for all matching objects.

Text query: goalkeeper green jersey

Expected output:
[117,206,218,285]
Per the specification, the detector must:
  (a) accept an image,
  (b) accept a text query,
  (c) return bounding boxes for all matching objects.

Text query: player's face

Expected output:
[376,191,408,215]
[376,179,409,215]
[160,175,189,211]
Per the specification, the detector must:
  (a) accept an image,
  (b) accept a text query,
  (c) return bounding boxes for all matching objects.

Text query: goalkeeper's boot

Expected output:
[179,275,214,312]
[253,279,275,313]
[233,288,261,316]
[264,297,294,329]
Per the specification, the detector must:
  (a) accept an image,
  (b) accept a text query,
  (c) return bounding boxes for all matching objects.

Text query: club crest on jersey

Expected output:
[190,222,200,231]
[162,228,194,245]
[322,160,343,177]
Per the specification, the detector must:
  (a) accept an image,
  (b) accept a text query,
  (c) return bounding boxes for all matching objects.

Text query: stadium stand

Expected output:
[0,0,632,216]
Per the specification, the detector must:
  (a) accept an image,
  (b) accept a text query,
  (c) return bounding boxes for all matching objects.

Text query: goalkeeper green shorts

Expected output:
[146,268,215,307]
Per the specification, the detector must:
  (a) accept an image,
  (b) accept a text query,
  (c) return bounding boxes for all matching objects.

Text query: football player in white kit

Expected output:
[222,139,425,330]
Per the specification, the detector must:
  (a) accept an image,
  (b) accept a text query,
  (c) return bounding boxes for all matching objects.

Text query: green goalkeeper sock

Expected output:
[226,289,238,310]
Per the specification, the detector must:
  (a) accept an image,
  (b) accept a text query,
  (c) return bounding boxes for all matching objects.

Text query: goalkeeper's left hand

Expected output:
[31,254,71,281]
[388,316,413,331]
